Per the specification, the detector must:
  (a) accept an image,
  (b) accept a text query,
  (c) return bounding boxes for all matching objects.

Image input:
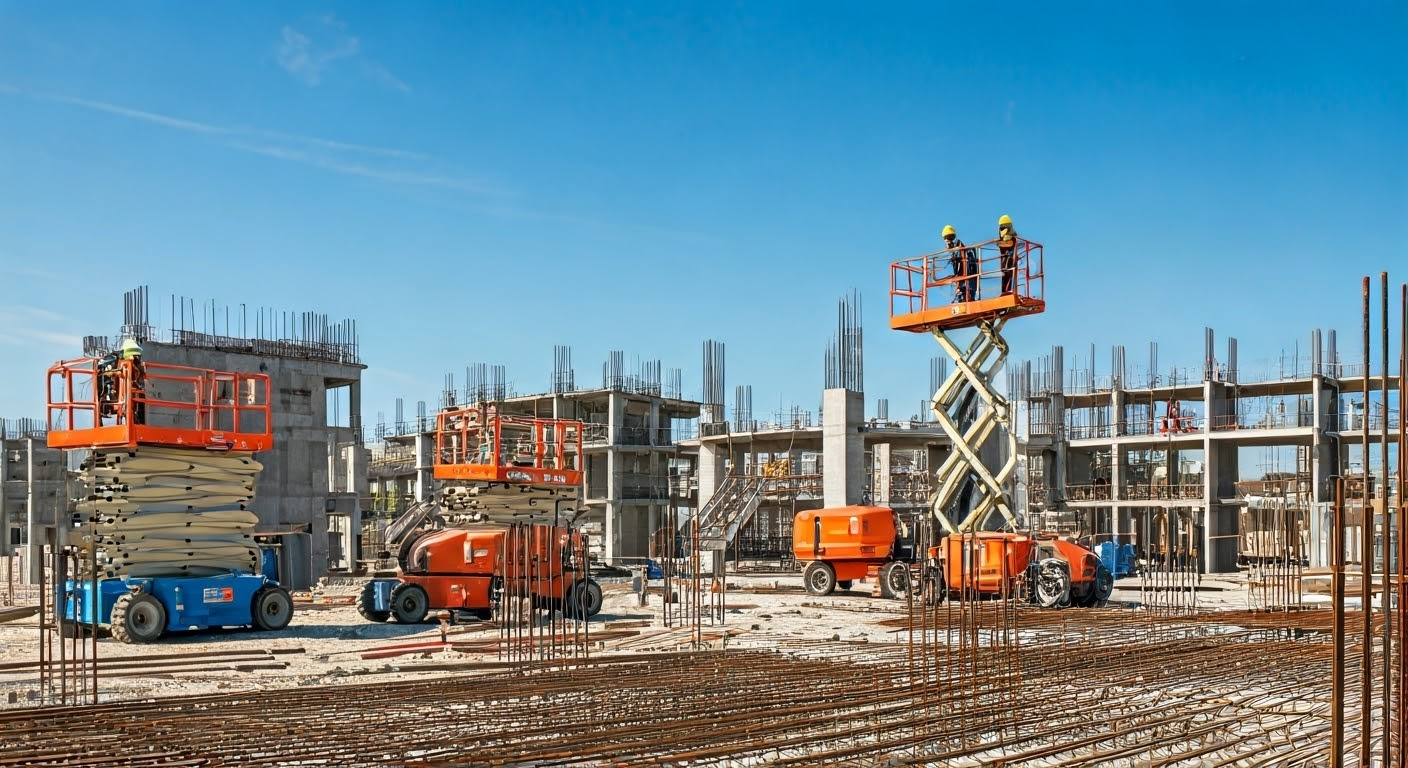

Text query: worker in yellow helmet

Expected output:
[118,338,147,425]
[996,214,1019,295]
[942,225,978,303]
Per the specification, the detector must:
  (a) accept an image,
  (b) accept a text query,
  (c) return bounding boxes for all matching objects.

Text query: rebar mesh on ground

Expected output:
[0,623,1345,767]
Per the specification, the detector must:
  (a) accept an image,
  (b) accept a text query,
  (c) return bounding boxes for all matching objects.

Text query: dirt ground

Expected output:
[0,571,1281,707]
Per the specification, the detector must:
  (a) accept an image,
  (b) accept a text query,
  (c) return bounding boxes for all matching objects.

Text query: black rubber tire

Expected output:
[837,580,854,591]
[802,562,836,596]
[879,562,910,600]
[566,579,603,618]
[111,592,165,644]
[251,587,294,631]
[389,582,430,624]
[1093,565,1114,606]
[358,581,390,623]
[922,569,947,606]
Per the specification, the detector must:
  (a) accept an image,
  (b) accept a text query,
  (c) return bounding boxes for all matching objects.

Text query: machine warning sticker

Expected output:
[203,587,235,603]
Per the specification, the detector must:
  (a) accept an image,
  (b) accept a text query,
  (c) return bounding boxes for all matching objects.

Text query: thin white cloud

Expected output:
[0,306,83,349]
[4,265,65,281]
[258,129,428,160]
[50,94,227,134]
[2,89,480,191]
[277,15,409,93]
[230,142,494,194]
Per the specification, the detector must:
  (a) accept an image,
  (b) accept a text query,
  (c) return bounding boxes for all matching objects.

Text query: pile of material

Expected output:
[71,446,262,578]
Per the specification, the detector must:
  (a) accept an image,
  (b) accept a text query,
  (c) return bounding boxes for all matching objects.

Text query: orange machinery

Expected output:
[47,356,272,451]
[924,532,1113,608]
[793,506,915,599]
[361,403,599,623]
[361,523,601,624]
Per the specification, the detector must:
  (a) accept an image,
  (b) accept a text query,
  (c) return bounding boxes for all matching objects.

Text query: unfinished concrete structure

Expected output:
[368,350,700,565]
[678,296,955,566]
[0,418,66,586]
[1015,327,1402,573]
[78,287,367,588]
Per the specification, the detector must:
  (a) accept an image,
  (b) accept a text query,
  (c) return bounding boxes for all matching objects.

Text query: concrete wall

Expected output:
[1,437,67,583]
[144,341,365,587]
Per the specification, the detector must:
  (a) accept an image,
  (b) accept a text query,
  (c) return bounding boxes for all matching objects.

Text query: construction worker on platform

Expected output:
[942,225,979,303]
[119,337,147,425]
[997,214,1018,295]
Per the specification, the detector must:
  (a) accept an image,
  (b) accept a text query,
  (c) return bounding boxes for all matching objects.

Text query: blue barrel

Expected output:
[260,546,280,582]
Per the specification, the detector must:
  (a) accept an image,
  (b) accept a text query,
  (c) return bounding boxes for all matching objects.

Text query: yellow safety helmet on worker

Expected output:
[119,338,143,360]
[998,214,1012,227]
[941,224,956,239]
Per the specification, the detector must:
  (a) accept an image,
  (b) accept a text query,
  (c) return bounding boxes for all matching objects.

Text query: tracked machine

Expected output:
[359,404,602,623]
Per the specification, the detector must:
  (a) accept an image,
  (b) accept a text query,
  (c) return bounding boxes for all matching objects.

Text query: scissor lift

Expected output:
[432,404,584,523]
[889,236,1045,532]
[45,354,289,642]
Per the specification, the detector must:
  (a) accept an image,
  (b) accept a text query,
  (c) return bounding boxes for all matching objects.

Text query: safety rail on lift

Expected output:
[434,404,584,486]
[46,357,272,451]
[889,236,1046,333]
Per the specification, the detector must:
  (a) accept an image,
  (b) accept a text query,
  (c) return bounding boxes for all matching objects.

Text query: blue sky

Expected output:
[1,2,1405,428]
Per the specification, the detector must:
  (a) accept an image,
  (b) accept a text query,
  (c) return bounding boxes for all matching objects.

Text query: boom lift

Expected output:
[359,404,602,623]
[47,347,293,642]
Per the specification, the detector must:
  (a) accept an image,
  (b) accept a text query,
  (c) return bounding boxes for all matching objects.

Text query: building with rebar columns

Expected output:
[1015,326,1402,573]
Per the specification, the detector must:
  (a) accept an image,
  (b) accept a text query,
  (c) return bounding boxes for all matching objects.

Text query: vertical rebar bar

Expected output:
[1332,474,1345,767]
[1398,281,1408,764]
[1381,272,1392,768]
[1362,274,1373,768]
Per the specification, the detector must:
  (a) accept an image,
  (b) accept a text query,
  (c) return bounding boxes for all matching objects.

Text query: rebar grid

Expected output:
[0,618,1347,767]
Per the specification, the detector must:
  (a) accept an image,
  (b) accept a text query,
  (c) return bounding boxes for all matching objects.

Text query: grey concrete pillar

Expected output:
[822,388,864,508]
[874,442,891,506]
[413,432,434,503]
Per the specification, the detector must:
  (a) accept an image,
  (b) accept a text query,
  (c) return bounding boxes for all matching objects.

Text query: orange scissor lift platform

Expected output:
[47,357,272,451]
[433,405,583,487]
[889,237,1045,333]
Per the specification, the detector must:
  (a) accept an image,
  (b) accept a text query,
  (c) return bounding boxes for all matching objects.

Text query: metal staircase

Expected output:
[684,475,766,548]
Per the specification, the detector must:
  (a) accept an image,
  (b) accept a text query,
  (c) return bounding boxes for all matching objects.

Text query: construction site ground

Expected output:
[0,572,1311,702]
[0,573,1353,766]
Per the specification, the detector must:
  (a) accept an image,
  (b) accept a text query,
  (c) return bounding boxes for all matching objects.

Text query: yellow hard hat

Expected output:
[998,214,1013,226]
[119,338,142,359]
[941,225,956,238]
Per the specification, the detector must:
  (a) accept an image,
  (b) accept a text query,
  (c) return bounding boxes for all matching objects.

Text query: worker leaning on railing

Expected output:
[997,214,1018,296]
[942,224,979,303]
[98,337,147,425]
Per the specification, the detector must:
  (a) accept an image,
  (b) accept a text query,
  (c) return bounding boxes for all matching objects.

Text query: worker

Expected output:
[942,225,979,303]
[118,337,147,425]
[997,214,1018,295]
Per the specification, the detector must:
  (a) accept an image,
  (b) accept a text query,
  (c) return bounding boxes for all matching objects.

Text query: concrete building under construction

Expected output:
[1014,327,1402,574]
[69,287,368,588]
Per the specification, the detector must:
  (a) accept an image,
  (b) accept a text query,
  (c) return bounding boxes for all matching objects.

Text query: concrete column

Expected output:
[604,393,626,563]
[874,442,892,506]
[413,432,434,503]
[348,381,362,440]
[822,388,864,508]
